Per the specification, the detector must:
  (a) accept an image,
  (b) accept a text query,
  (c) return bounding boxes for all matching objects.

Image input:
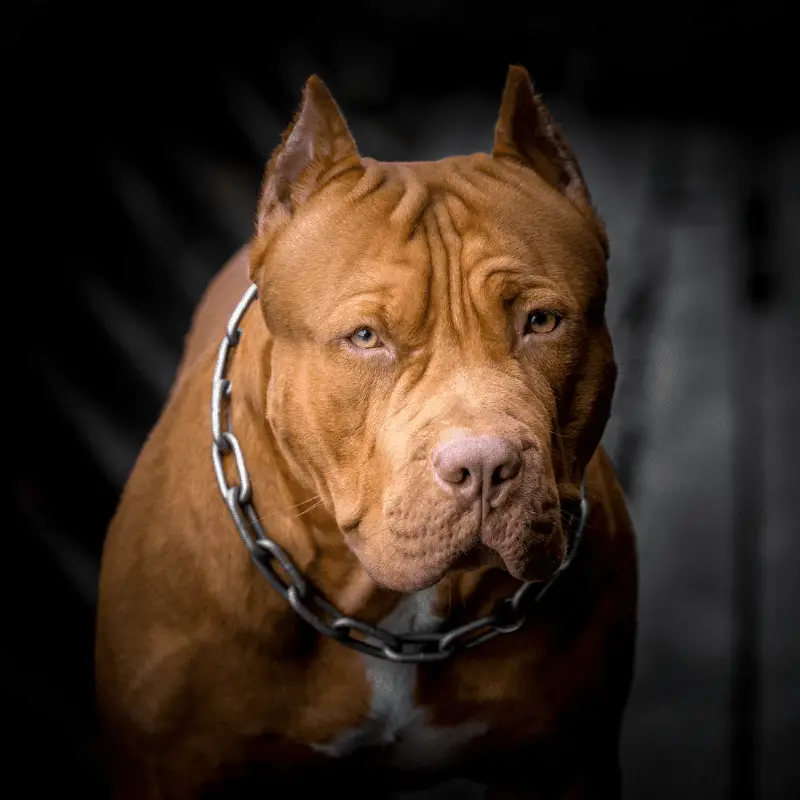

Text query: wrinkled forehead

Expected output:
[263,155,607,315]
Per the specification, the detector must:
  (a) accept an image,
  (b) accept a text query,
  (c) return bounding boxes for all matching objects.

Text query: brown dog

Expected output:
[95,66,637,799]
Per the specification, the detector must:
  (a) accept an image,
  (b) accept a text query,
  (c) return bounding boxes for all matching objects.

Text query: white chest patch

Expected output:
[312,586,488,769]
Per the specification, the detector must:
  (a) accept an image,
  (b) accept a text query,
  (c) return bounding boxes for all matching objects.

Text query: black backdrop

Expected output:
[7,2,799,798]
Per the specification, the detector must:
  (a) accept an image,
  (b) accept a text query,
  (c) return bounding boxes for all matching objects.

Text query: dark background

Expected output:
[7,1,798,797]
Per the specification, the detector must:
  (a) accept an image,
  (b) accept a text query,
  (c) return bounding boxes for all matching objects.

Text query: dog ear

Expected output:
[255,75,360,242]
[493,65,595,214]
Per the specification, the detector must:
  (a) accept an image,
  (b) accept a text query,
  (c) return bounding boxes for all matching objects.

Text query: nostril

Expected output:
[444,467,471,485]
[491,465,509,485]
[493,452,522,485]
[435,461,472,485]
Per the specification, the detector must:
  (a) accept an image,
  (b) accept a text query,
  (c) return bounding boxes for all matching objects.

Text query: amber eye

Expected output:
[349,326,382,349]
[524,310,560,335]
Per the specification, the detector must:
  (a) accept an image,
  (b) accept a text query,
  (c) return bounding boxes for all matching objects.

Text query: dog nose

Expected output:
[432,435,522,509]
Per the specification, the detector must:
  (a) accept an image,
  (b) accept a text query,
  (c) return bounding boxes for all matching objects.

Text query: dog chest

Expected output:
[311,587,487,769]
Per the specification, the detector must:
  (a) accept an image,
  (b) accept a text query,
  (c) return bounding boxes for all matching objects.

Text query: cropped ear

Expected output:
[493,65,597,218]
[253,75,360,263]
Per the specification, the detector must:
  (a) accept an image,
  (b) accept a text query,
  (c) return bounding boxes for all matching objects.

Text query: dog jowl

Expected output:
[249,67,616,594]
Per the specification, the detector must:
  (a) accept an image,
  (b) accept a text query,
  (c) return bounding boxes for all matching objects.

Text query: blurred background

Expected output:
[7,1,798,797]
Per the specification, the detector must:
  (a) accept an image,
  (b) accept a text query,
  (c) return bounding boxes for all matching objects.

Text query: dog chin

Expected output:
[347,542,473,592]
[350,541,563,594]
[357,561,448,594]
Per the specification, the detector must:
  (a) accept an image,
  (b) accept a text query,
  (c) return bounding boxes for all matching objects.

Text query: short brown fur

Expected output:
[96,66,637,798]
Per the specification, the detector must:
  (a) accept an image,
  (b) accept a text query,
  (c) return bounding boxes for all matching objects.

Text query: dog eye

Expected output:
[524,310,560,335]
[349,326,383,349]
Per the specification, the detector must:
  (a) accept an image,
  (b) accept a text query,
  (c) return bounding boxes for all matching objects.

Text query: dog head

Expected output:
[249,67,616,592]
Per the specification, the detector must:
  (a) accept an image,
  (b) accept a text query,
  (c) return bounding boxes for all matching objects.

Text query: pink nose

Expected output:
[432,435,523,509]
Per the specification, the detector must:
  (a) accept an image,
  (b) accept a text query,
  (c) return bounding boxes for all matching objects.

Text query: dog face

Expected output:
[249,68,616,592]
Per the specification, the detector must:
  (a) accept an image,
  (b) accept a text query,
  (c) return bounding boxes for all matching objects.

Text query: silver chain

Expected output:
[210,284,589,663]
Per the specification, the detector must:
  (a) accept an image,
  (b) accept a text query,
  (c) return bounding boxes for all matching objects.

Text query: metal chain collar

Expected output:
[211,283,589,663]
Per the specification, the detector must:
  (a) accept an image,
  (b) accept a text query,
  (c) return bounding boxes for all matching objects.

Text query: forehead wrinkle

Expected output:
[348,159,431,243]
[442,155,598,248]
[347,158,389,202]
[421,202,453,337]
[469,256,560,296]
[442,192,495,342]
[476,157,608,259]
[388,164,430,239]
[429,194,469,336]
[439,161,605,302]
[431,172,524,341]
[440,167,486,210]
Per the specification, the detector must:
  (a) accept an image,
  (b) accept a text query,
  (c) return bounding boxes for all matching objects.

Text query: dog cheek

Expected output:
[558,333,617,474]
[282,379,376,515]
[266,369,327,487]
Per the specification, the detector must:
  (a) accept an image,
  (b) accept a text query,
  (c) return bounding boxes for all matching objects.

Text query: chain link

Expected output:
[211,284,589,663]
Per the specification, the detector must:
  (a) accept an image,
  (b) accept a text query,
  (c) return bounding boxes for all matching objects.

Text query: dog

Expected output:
[95,65,637,799]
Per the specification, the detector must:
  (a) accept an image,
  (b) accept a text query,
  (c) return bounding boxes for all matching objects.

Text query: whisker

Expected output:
[243,496,324,531]
[289,500,324,519]
[281,495,322,512]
